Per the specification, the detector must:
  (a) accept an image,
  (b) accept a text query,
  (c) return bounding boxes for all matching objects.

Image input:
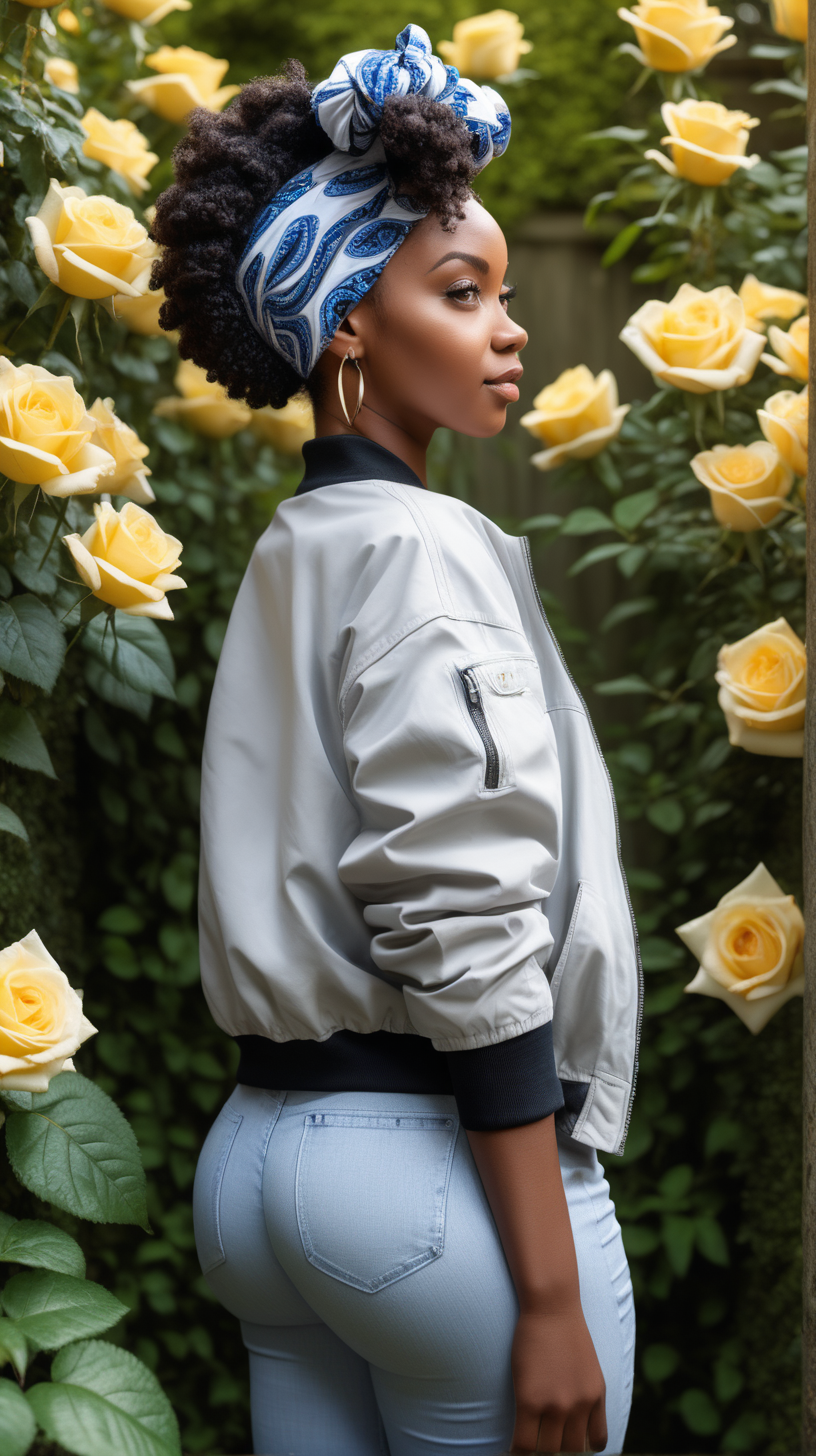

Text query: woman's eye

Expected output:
[500,285,517,310]
[447,281,481,304]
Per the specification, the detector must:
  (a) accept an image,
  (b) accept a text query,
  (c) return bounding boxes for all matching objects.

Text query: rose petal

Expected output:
[684,964,803,1033]
[39,442,117,498]
[62,532,103,591]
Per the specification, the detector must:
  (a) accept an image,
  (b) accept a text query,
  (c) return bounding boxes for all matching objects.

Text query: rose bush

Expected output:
[715,618,805,758]
[436,10,532,78]
[27,180,155,301]
[762,316,809,382]
[521,366,629,470]
[690,442,793,532]
[44,57,79,93]
[737,274,807,334]
[616,0,735,72]
[758,386,808,477]
[676,865,804,1033]
[0,360,116,496]
[88,398,155,504]
[620,282,765,393]
[153,359,252,438]
[63,502,186,619]
[646,100,760,187]
[128,45,239,124]
[80,110,158,197]
[0,931,97,1091]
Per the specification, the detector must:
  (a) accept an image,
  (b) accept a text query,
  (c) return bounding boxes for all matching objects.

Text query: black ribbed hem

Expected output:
[446,1021,565,1131]
[235,1022,566,1132]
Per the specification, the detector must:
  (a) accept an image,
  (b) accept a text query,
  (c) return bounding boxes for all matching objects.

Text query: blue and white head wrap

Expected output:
[235,24,511,378]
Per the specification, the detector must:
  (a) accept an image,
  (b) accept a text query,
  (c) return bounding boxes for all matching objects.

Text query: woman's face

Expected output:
[320,198,527,443]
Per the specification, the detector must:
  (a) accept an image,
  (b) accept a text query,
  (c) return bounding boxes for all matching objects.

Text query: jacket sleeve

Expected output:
[338,614,565,1130]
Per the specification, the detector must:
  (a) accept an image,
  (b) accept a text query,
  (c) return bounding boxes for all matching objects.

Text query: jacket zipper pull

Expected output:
[463,669,480,703]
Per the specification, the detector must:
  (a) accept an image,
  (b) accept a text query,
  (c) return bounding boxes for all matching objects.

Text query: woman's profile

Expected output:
[152,25,640,1455]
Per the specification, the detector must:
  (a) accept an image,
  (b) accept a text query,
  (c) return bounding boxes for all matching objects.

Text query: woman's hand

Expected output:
[466,1114,608,1455]
[510,1299,607,1453]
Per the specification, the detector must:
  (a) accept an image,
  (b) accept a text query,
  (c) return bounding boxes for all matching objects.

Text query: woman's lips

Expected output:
[484,365,522,403]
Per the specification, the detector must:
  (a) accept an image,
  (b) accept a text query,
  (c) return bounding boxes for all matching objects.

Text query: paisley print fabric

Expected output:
[235,24,511,378]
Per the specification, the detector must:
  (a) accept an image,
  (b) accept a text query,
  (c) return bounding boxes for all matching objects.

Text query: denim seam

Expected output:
[202,1108,242,1275]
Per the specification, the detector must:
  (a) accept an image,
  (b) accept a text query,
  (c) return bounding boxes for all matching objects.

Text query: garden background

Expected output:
[0,0,808,1451]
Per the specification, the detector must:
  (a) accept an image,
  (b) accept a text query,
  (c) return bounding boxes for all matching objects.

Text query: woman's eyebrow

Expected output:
[427,251,490,275]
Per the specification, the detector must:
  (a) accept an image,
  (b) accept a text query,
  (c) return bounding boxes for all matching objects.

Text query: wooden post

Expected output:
[803,5,816,1450]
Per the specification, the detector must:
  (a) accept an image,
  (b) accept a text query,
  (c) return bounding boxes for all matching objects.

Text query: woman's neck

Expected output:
[312,400,430,487]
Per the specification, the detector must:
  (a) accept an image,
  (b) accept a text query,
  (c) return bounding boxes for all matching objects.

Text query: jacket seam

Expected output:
[375,480,456,613]
[431,1008,552,1055]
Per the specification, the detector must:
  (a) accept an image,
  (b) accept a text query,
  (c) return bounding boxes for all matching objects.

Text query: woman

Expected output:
[153,26,639,1456]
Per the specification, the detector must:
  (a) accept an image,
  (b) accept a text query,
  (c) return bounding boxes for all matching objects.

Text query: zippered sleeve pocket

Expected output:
[457,656,540,793]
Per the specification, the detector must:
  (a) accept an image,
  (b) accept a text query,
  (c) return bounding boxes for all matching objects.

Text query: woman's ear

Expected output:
[323,306,368,362]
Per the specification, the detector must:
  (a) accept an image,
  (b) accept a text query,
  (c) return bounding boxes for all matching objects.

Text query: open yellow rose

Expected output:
[690,442,793,531]
[677,864,804,1033]
[646,100,760,186]
[738,275,807,334]
[0,931,97,1091]
[128,46,239,125]
[88,398,154,504]
[757,387,808,477]
[716,617,805,757]
[27,179,155,302]
[44,58,79,94]
[153,359,251,439]
[437,10,532,78]
[63,501,185,621]
[621,282,765,394]
[520,366,630,471]
[617,0,735,71]
[250,397,315,455]
[0,360,115,496]
[101,0,191,24]
[762,315,808,382]
[81,109,158,198]
[769,0,807,40]
[56,7,80,31]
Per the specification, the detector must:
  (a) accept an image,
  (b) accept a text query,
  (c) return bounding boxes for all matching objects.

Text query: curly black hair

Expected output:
[150,62,480,410]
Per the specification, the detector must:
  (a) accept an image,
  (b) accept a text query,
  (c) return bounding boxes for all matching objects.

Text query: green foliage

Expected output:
[27,1342,181,1456]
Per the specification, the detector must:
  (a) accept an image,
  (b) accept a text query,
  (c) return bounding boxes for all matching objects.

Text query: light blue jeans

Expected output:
[193,1086,635,1456]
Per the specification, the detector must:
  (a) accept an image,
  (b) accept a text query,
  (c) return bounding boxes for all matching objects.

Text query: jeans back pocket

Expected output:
[295,1111,458,1293]
[193,1104,243,1276]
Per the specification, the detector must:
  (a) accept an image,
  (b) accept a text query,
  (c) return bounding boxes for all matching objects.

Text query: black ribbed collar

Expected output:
[296,435,425,494]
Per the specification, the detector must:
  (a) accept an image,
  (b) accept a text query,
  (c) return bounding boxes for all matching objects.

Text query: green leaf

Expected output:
[647,799,685,834]
[0,805,29,843]
[4,1072,150,1231]
[83,615,175,701]
[585,126,648,143]
[621,1224,659,1257]
[612,488,660,532]
[97,906,144,936]
[601,222,641,268]
[0,1316,29,1381]
[617,544,649,578]
[0,704,56,779]
[568,542,629,576]
[1,1272,126,1352]
[642,1344,679,1383]
[518,513,563,534]
[0,596,65,692]
[593,675,655,696]
[662,1214,695,1277]
[695,1216,729,1267]
[600,597,656,633]
[692,800,732,828]
[640,937,686,972]
[0,1221,85,1279]
[560,507,616,536]
[0,1377,36,1456]
[84,659,152,722]
[677,1387,721,1436]
[27,1340,182,1456]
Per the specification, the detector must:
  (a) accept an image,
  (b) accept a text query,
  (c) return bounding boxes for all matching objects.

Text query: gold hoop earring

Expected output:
[338,349,365,427]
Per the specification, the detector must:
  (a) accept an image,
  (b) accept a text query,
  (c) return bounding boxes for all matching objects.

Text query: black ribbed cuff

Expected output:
[446,1021,564,1132]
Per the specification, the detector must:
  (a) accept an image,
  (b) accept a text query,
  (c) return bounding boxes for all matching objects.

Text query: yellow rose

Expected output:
[128,46,239,125]
[738,274,807,334]
[617,0,735,71]
[0,360,115,496]
[646,100,760,187]
[249,397,315,455]
[56,7,80,30]
[690,442,793,531]
[88,398,154,505]
[44,58,79,94]
[26,179,155,302]
[715,617,805,757]
[101,0,191,24]
[769,0,807,40]
[153,359,251,439]
[520,366,630,471]
[63,501,185,621]
[80,109,158,198]
[757,386,808,477]
[0,931,97,1091]
[437,10,532,78]
[677,864,804,1033]
[620,281,765,394]
[761,315,808,382]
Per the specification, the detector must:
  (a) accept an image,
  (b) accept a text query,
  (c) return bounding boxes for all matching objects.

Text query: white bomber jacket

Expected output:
[198,437,643,1155]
